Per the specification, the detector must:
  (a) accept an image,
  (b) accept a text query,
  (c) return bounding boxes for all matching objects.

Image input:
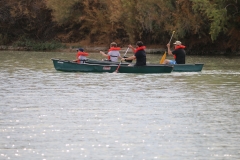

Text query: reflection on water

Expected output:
[0,51,240,160]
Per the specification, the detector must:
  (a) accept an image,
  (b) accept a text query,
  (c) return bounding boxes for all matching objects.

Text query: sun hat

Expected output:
[110,42,117,45]
[173,41,181,45]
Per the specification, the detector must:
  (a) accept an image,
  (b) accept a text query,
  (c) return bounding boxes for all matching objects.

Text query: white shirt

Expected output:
[108,51,120,62]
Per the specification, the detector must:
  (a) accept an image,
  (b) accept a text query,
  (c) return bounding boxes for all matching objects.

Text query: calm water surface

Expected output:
[0,51,240,160]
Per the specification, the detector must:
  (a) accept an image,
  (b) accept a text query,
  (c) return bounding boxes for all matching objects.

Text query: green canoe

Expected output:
[171,63,204,72]
[85,59,130,65]
[51,59,173,73]
[85,59,204,72]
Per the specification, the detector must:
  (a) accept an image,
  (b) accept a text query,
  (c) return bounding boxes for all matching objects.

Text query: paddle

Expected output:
[159,51,167,64]
[114,47,129,73]
[160,31,175,64]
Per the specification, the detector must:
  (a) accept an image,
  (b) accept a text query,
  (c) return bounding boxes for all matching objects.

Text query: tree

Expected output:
[191,0,240,50]
[0,0,58,44]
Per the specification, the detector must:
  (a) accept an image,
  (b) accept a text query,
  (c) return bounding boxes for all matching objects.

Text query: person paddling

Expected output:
[73,48,89,63]
[163,41,186,64]
[121,41,146,66]
[99,42,122,62]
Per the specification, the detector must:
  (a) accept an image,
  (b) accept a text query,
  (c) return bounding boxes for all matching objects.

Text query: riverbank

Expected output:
[1,45,239,56]
[0,45,166,54]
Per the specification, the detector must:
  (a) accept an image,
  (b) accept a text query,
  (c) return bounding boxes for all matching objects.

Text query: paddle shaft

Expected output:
[123,47,129,57]
[160,31,175,64]
[115,47,129,72]
[168,31,175,44]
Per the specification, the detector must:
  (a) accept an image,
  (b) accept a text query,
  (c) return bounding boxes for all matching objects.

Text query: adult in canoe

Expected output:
[73,48,89,63]
[99,42,122,62]
[121,41,146,66]
[164,40,186,64]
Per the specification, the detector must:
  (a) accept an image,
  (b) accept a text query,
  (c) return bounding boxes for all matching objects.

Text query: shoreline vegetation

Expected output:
[1,44,239,56]
[0,36,239,56]
[1,0,240,56]
[0,44,165,54]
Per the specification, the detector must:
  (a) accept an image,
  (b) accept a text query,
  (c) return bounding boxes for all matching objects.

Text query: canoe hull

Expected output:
[118,65,173,73]
[85,59,204,72]
[52,59,116,72]
[173,63,204,72]
[51,59,173,73]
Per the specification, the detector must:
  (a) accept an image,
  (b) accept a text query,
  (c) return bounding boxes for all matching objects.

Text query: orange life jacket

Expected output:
[108,47,121,52]
[76,51,89,58]
[134,46,146,53]
[76,51,89,63]
[173,45,186,59]
[107,47,120,60]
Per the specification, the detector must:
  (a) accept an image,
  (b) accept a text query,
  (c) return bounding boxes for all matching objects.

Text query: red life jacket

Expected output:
[108,47,121,52]
[173,45,185,59]
[76,51,89,63]
[108,47,121,60]
[130,46,146,60]
[134,46,146,53]
[76,51,89,58]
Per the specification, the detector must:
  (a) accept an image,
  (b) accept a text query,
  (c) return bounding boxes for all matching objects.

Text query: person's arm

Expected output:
[128,45,135,53]
[73,52,80,62]
[118,52,122,59]
[100,51,108,57]
[121,55,135,61]
[167,43,173,55]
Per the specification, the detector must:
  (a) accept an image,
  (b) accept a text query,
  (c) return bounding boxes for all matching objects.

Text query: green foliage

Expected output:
[191,0,228,41]
[1,0,240,52]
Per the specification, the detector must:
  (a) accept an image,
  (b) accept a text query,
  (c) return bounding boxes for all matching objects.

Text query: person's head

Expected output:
[110,42,117,47]
[173,41,181,46]
[136,41,143,47]
[77,48,84,52]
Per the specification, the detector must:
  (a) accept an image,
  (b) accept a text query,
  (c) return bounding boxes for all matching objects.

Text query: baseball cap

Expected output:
[76,48,84,52]
[173,41,181,45]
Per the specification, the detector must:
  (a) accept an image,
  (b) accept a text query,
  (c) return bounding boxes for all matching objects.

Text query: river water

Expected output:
[0,51,240,160]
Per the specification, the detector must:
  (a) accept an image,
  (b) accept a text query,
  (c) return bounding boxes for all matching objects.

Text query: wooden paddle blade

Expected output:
[160,52,166,64]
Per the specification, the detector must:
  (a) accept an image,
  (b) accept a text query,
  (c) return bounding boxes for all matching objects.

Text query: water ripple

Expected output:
[1,52,240,160]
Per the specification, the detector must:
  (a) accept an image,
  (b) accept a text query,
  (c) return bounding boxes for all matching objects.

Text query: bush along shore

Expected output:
[0,38,65,51]
[0,43,239,56]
